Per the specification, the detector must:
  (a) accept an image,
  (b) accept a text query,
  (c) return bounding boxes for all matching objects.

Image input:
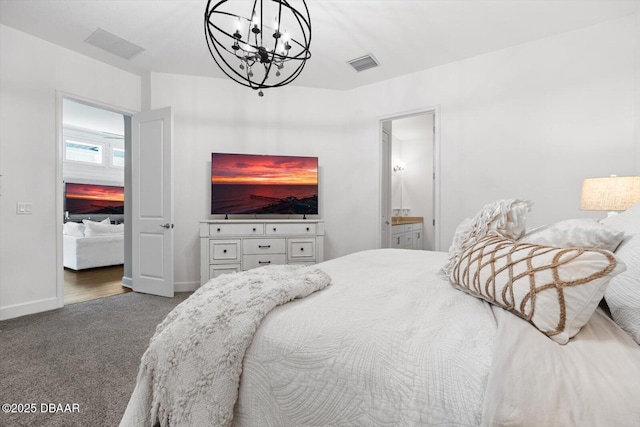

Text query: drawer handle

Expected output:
[217,228,221,232]
[259,260,272,265]
[223,249,227,253]
[300,248,304,251]
[252,228,256,232]
[273,227,277,231]
[258,245,271,249]
[306,227,310,231]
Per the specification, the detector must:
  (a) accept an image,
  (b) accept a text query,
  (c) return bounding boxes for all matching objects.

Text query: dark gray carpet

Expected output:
[0,291,191,427]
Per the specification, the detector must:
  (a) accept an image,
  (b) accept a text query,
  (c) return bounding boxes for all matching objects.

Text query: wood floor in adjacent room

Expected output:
[64,265,131,304]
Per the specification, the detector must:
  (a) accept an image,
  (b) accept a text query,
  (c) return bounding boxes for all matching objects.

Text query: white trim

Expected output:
[122,276,133,288]
[56,91,137,310]
[378,105,442,251]
[56,92,65,310]
[174,281,200,292]
[0,297,60,321]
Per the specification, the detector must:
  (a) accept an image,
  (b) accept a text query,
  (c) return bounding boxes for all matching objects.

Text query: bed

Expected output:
[121,201,640,427]
[63,219,124,270]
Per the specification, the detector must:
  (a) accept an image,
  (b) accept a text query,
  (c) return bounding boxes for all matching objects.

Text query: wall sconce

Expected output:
[393,160,406,172]
[580,175,640,217]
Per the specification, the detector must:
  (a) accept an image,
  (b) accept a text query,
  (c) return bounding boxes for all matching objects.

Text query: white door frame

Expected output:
[55,91,136,308]
[378,105,442,251]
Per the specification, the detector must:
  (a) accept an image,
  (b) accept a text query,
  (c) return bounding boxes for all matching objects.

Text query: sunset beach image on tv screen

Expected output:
[211,153,318,214]
[65,183,125,215]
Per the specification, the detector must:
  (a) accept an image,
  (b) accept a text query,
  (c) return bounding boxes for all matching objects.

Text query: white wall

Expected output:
[636,10,640,173]
[348,12,640,251]
[0,25,140,319]
[1,9,639,319]
[147,73,365,288]
[391,136,403,211]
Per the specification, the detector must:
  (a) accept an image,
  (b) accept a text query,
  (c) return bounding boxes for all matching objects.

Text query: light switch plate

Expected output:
[17,202,33,215]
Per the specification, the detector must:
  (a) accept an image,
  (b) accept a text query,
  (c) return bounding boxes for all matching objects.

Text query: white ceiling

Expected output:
[1,1,639,91]
[63,98,125,136]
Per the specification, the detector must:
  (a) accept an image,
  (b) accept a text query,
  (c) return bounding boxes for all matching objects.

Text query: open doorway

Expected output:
[380,108,440,251]
[60,97,132,304]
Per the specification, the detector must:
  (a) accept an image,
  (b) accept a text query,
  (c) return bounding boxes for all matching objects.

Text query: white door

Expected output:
[131,107,174,297]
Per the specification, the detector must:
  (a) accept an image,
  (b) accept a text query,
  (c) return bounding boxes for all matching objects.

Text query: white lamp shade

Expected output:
[580,176,640,211]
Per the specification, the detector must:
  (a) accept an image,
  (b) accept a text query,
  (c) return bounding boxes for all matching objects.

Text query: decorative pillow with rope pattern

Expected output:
[450,233,626,344]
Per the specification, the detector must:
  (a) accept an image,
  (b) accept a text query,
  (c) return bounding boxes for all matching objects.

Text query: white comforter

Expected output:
[234,249,497,426]
[235,249,640,426]
[123,248,640,426]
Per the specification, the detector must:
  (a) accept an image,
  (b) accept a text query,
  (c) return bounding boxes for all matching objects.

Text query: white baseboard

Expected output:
[174,281,200,292]
[119,279,197,293]
[0,297,62,321]
[121,276,132,288]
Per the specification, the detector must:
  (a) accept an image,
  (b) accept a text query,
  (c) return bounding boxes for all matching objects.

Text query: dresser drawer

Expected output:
[287,238,316,262]
[209,223,264,236]
[265,223,317,236]
[209,240,241,262]
[209,264,240,279]
[243,254,286,270]
[243,238,286,255]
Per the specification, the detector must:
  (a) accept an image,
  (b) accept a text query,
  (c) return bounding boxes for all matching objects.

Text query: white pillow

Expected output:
[81,217,111,225]
[600,203,640,344]
[83,220,123,237]
[441,199,532,277]
[600,202,640,236]
[518,219,625,252]
[604,234,640,344]
[450,234,626,344]
[63,221,85,237]
[111,223,125,234]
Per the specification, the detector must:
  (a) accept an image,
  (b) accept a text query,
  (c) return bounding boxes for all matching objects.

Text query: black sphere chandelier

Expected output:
[204,0,312,96]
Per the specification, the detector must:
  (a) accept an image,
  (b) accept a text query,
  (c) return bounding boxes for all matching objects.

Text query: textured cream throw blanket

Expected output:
[120,265,331,427]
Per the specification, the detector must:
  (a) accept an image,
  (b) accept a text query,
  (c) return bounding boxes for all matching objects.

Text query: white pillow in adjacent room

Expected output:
[82,219,122,237]
[519,219,625,252]
[111,223,125,234]
[63,221,85,237]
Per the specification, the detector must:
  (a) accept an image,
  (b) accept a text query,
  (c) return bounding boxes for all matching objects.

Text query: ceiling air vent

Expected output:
[85,28,144,60]
[347,54,379,72]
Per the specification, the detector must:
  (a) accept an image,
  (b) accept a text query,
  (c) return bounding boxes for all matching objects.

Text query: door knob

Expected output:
[160,223,174,229]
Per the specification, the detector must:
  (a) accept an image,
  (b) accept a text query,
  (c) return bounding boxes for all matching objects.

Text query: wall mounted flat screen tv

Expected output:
[211,153,318,215]
[64,182,125,215]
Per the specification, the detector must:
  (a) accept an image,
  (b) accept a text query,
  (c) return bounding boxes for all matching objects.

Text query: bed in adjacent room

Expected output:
[63,219,124,270]
[121,201,640,427]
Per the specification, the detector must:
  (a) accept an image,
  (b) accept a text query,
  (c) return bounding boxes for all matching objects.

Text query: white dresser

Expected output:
[200,219,325,284]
